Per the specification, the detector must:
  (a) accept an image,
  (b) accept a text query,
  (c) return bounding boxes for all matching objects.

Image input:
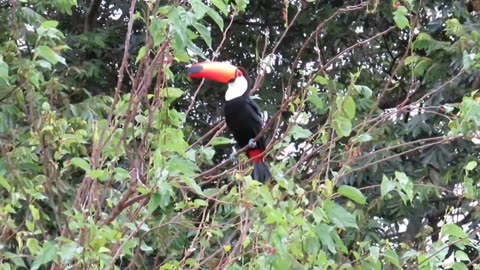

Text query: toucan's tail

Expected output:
[247,148,271,183]
[252,161,272,183]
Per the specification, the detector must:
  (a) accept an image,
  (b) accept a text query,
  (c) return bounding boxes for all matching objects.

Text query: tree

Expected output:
[0,0,479,269]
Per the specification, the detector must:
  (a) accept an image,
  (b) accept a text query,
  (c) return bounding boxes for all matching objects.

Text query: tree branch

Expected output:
[84,0,102,32]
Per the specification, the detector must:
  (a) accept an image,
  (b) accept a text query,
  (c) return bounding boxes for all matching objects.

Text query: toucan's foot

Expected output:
[248,139,256,148]
[229,152,238,163]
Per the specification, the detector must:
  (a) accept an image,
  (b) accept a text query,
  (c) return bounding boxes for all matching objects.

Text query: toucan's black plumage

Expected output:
[187,62,272,182]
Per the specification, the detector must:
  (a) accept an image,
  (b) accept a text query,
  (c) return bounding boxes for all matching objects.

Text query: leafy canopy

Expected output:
[0,0,479,269]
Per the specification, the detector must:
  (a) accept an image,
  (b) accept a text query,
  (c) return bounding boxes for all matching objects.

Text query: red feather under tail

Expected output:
[247,149,264,163]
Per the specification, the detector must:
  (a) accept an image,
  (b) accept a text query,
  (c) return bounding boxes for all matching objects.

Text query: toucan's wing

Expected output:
[246,98,263,127]
[246,97,267,149]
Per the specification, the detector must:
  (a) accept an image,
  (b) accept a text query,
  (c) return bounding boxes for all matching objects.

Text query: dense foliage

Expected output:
[1,0,479,269]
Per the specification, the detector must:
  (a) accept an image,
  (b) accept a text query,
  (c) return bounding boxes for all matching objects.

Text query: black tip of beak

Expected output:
[187,65,204,76]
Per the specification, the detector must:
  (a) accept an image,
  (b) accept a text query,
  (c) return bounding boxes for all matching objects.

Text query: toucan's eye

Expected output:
[236,69,243,77]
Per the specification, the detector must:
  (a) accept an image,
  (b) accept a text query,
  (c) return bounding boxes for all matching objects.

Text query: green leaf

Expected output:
[395,171,409,185]
[353,85,372,98]
[161,87,184,99]
[343,95,356,120]
[50,0,76,15]
[3,252,26,268]
[381,175,395,197]
[98,247,110,253]
[291,125,312,140]
[464,161,477,171]
[136,46,147,64]
[404,55,419,66]
[445,18,464,36]
[193,22,212,48]
[455,250,470,262]
[332,115,352,137]
[167,156,199,177]
[402,250,418,259]
[140,241,153,252]
[40,20,59,28]
[210,136,235,146]
[70,157,90,172]
[191,0,209,19]
[257,185,274,206]
[114,168,130,182]
[463,51,475,70]
[31,241,58,270]
[26,219,35,231]
[324,200,358,229]
[182,176,203,195]
[37,60,52,69]
[26,70,41,88]
[394,14,409,29]
[0,59,9,84]
[193,199,208,207]
[170,25,188,52]
[370,246,379,260]
[211,0,228,15]
[27,238,40,256]
[264,208,285,225]
[355,133,372,143]
[87,169,109,181]
[150,19,167,47]
[316,224,336,254]
[395,172,414,202]
[464,177,476,199]
[207,8,224,30]
[412,33,433,50]
[395,6,408,16]
[160,128,189,154]
[441,224,468,238]
[34,45,66,65]
[338,185,366,205]
[314,75,329,85]
[29,204,40,220]
[0,175,11,190]
[59,242,78,264]
[307,86,326,111]
[331,228,348,253]
[41,102,51,111]
[413,58,432,76]
[452,262,469,270]
[234,0,249,12]
[148,192,162,212]
[382,250,401,269]
[393,7,410,29]
[197,146,215,161]
[308,95,326,111]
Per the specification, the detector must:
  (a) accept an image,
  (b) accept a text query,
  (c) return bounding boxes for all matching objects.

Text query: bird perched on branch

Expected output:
[187,61,272,183]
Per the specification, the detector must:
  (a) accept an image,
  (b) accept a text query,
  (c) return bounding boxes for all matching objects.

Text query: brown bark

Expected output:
[84,0,102,32]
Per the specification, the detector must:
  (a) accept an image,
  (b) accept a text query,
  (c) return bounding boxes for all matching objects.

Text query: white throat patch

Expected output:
[225,76,248,101]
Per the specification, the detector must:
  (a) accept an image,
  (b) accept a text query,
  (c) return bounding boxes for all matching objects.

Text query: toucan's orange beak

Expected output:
[187,62,238,83]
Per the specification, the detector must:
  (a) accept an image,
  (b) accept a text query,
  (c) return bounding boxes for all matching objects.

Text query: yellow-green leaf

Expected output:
[441,224,468,238]
[70,157,90,172]
[338,185,367,205]
[34,45,66,66]
[161,87,184,99]
[136,46,147,64]
[212,0,228,15]
[31,241,57,270]
[0,175,11,190]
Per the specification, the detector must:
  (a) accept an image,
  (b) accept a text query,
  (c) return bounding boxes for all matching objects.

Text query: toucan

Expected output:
[187,61,272,183]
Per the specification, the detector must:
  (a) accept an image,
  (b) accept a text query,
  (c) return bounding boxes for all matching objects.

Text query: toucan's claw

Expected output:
[248,139,256,148]
[229,152,238,163]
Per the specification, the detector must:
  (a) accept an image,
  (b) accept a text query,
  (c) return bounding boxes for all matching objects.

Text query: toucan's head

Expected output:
[187,61,250,101]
